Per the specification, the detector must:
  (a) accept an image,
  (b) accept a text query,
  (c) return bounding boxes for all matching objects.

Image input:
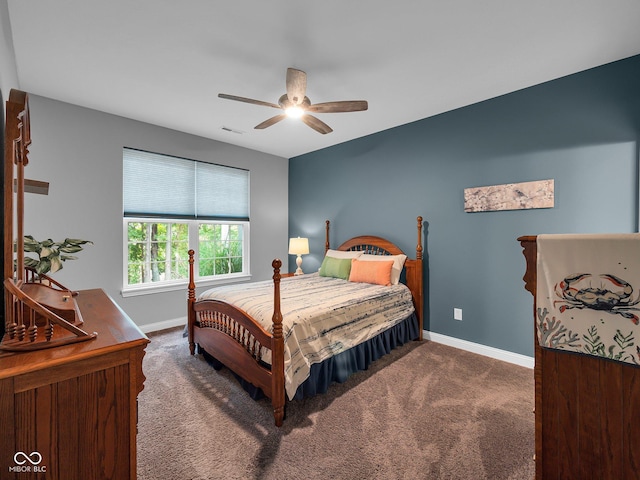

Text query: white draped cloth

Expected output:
[536,233,640,365]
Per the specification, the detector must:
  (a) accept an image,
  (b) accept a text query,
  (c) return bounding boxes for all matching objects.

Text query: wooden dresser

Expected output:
[519,236,640,479]
[0,289,149,480]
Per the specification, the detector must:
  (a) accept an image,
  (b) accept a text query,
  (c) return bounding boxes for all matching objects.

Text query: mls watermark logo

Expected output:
[9,451,47,473]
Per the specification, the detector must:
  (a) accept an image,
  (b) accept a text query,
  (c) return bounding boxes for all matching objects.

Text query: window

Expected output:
[123,148,249,294]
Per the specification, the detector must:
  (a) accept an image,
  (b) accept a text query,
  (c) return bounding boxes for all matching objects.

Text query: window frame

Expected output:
[122,148,251,297]
[121,217,251,297]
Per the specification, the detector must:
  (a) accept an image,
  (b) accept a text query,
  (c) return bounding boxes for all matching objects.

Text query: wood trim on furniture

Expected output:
[188,216,424,426]
[2,89,149,478]
[2,279,96,351]
[4,89,29,283]
[0,289,149,480]
[519,235,640,479]
[2,89,94,351]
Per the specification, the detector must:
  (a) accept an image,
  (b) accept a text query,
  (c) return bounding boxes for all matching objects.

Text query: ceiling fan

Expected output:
[218,68,368,134]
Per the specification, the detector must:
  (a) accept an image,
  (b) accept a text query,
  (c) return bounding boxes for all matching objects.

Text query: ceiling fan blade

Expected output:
[307,100,369,113]
[301,114,333,134]
[255,114,287,129]
[218,93,281,109]
[286,68,307,105]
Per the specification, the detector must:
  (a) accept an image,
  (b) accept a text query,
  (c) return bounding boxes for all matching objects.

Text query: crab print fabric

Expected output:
[536,233,640,365]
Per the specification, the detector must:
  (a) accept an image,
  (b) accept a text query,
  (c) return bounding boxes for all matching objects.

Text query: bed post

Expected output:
[187,249,196,355]
[415,216,424,340]
[325,220,330,254]
[416,216,423,262]
[270,258,285,426]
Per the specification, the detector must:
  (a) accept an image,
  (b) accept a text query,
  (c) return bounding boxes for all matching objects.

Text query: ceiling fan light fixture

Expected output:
[285,106,305,119]
[219,68,367,134]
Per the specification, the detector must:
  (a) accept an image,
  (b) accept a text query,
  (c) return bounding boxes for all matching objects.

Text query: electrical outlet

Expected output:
[454,308,463,321]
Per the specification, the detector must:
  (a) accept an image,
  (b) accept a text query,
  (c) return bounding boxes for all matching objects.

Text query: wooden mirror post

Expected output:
[2,89,96,351]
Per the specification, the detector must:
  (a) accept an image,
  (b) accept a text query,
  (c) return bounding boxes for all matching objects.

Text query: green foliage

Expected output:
[22,235,93,275]
[126,221,244,286]
[198,223,243,276]
[583,325,635,362]
[612,329,635,361]
[583,325,605,356]
[127,222,189,285]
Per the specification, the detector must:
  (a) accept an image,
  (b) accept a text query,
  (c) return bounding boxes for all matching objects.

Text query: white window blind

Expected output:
[123,148,249,220]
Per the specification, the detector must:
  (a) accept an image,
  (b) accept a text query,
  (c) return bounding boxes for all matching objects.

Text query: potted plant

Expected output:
[22,236,93,276]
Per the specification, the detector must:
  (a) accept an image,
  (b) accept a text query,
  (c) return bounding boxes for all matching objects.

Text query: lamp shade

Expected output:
[288,237,309,255]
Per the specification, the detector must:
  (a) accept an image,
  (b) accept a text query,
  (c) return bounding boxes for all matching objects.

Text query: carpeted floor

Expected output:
[137,327,534,480]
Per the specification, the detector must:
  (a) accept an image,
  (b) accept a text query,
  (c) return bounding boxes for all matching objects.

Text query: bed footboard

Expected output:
[187,251,285,426]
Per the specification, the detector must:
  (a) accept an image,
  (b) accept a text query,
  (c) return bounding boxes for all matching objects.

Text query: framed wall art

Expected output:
[464,179,554,213]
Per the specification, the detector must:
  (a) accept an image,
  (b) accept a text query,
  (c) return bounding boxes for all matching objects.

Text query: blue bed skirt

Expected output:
[202,312,420,401]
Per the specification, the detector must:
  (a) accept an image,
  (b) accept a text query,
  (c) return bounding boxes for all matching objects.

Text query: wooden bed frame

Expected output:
[519,235,640,479]
[188,216,424,426]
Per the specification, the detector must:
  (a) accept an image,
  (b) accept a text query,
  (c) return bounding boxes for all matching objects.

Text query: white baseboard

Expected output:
[424,330,534,369]
[139,317,187,334]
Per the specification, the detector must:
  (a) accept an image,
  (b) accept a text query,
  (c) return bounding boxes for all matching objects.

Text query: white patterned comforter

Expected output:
[198,272,415,399]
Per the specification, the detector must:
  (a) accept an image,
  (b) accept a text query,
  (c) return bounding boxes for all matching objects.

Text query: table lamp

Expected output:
[288,237,309,275]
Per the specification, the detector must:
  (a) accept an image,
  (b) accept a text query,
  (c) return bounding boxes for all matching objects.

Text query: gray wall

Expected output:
[0,0,18,101]
[289,54,640,357]
[22,95,288,329]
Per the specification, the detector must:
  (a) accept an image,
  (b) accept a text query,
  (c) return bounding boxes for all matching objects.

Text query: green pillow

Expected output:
[318,256,352,280]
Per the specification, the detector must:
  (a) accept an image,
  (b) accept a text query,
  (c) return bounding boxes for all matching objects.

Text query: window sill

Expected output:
[121,274,252,298]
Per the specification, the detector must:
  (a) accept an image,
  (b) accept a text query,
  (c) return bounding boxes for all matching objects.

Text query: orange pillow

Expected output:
[349,258,394,286]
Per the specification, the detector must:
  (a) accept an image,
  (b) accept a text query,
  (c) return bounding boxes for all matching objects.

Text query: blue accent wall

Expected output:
[289,54,640,357]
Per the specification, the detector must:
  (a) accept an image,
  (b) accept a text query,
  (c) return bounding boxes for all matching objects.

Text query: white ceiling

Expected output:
[7,0,640,159]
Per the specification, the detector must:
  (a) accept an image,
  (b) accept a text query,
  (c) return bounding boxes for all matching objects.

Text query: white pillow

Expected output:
[325,249,363,259]
[358,253,407,285]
